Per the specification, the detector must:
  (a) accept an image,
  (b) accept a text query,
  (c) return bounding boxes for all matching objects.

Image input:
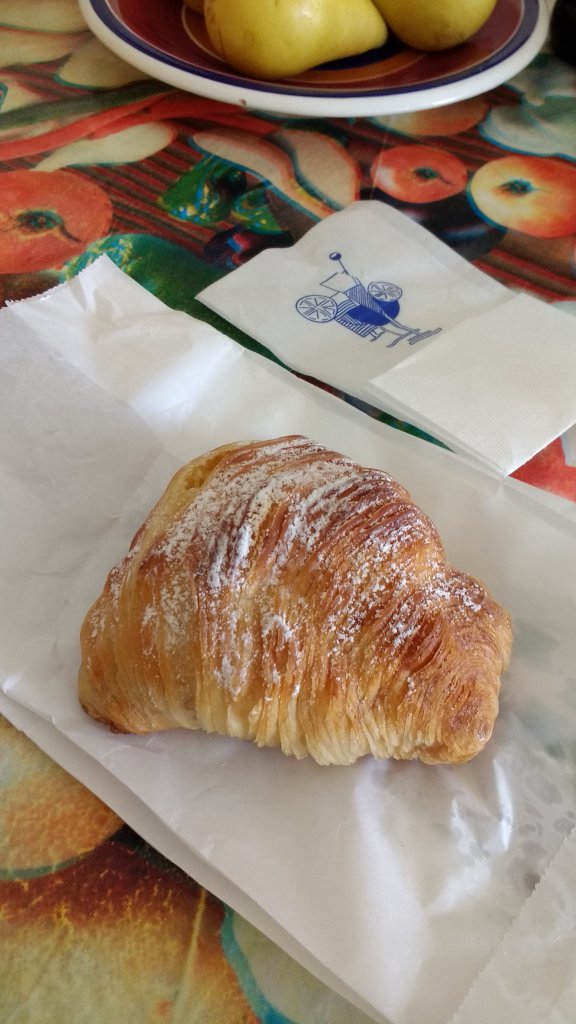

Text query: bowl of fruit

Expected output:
[79,0,549,116]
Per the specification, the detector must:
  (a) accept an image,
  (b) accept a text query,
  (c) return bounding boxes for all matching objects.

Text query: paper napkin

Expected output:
[3,257,576,1024]
[198,200,576,474]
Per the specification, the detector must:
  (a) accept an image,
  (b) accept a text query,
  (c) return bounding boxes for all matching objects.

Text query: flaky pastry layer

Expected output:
[78,436,512,765]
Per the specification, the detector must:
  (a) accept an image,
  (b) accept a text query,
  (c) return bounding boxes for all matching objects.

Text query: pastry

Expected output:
[78,436,512,765]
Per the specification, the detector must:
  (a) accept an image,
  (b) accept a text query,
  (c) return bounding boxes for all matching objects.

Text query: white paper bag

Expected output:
[2,257,576,1024]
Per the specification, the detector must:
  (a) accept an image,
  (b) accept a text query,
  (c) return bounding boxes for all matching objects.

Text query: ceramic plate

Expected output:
[79,0,548,117]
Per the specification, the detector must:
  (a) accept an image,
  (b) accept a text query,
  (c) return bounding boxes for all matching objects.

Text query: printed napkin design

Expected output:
[198,200,576,475]
[294,249,442,349]
[199,200,505,400]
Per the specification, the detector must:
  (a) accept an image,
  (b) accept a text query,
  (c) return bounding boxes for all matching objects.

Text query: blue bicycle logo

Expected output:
[296,252,441,347]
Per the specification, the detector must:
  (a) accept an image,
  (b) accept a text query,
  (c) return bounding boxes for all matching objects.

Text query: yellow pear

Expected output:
[204,0,388,80]
[371,0,497,50]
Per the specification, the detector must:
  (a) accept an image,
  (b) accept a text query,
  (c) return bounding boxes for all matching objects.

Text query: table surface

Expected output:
[1,3,575,1022]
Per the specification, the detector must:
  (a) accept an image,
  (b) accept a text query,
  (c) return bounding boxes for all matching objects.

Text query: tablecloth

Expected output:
[1,2,575,1021]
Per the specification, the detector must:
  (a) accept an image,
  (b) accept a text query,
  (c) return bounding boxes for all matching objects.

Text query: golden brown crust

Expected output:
[78,436,512,765]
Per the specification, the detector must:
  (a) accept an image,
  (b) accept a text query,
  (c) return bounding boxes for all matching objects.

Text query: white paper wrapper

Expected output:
[449,826,576,1024]
[198,201,576,474]
[2,257,576,1024]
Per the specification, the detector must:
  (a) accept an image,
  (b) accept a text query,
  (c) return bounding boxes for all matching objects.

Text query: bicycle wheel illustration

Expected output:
[296,294,337,322]
[367,282,403,301]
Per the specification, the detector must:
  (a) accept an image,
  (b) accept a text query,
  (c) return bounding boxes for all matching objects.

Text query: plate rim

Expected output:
[78,0,549,117]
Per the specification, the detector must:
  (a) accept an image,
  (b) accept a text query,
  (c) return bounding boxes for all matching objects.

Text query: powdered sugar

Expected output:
[141,605,155,626]
[262,612,296,644]
[107,438,487,705]
[155,437,372,595]
[79,435,510,765]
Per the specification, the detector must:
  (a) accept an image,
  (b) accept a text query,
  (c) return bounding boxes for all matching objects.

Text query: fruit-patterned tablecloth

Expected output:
[2,2,576,1022]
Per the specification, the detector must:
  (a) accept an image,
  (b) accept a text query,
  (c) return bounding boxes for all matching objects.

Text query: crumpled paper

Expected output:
[2,256,576,1024]
[198,200,576,474]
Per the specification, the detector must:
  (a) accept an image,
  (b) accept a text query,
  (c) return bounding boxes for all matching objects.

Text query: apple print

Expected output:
[468,155,576,237]
[371,144,468,203]
[0,837,260,1021]
[0,716,121,878]
[373,97,489,138]
[0,169,112,273]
